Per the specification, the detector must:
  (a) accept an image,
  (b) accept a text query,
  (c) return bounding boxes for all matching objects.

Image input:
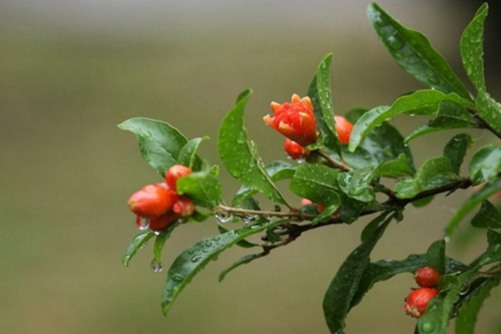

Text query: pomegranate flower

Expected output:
[263,94,318,147]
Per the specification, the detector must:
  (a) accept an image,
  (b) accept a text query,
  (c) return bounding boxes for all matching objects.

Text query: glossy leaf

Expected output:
[471,200,501,229]
[426,239,446,275]
[323,213,391,333]
[178,137,207,171]
[307,54,340,153]
[476,91,501,138]
[446,178,501,237]
[122,231,155,266]
[176,166,221,209]
[443,134,473,175]
[118,117,188,175]
[232,161,295,207]
[153,223,182,263]
[375,153,415,178]
[337,168,375,202]
[218,90,287,205]
[349,90,473,152]
[218,252,267,282]
[469,144,501,185]
[460,3,488,92]
[395,157,460,199]
[161,220,281,315]
[367,3,471,100]
[290,164,340,207]
[455,275,501,334]
[217,224,257,249]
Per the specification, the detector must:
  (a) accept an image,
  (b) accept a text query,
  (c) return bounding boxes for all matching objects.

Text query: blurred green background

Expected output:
[2,1,500,333]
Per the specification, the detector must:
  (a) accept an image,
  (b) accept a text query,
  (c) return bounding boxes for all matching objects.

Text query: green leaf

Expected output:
[479,230,501,266]
[446,177,501,237]
[349,90,473,152]
[337,168,375,202]
[367,4,471,100]
[153,223,182,263]
[290,164,341,207]
[307,54,340,153]
[351,255,468,309]
[395,157,460,199]
[476,91,501,138]
[178,137,207,170]
[217,90,287,205]
[176,165,221,209]
[460,3,488,92]
[443,134,473,175]
[405,101,478,143]
[217,224,257,249]
[455,275,501,334]
[426,239,446,275]
[469,144,501,185]
[118,117,188,175]
[375,153,415,178]
[323,213,391,333]
[161,220,281,315]
[218,252,267,282]
[122,231,155,266]
[471,200,501,229]
[232,161,295,207]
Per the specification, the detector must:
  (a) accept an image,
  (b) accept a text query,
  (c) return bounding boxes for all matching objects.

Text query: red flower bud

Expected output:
[414,266,441,288]
[334,116,353,145]
[404,288,439,318]
[284,138,309,160]
[173,197,196,217]
[264,94,318,147]
[148,213,180,232]
[128,183,178,217]
[165,164,192,191]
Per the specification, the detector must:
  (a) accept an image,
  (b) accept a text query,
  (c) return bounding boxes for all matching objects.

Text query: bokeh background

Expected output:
[2,1,500,333]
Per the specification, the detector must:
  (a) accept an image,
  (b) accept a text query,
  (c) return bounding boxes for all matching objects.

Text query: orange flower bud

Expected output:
[264,94,318,147]
[173,197,196,217]
[165,164,192,191]
[334,116,353,145]
[128,183,178,217]
[284,138,309,160]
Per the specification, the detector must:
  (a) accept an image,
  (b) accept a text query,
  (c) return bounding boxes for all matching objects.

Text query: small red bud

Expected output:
[173,197,196,217]
[148,213,180,232]
[415,266,441,288]
[165,164,192,191]
[128,183,178,217]
[404,288,439,318]
[334,116,353,145]
[284,138,309,160]
[300,198,325,212]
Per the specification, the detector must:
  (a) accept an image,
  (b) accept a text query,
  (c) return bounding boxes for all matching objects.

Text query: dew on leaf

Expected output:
[419,320,435,333]
[191,254,203,263]
[137,217,150,231]
[387,34,404,50]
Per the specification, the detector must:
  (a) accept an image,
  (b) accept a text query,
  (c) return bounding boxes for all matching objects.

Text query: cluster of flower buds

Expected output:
[404,266,441,318]
[128,164,195,232]
[263,94,353,160]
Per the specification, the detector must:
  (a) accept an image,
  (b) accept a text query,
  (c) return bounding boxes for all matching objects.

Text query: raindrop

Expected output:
[137,217,150,231]
[150,259,163,273]
[171,274,184,283]
[191,254,203,263]
[242,215,258,225]
[153,230,161,236]
[215,211,233,224]
[296,158,306,164]
[387,34,404,50]
[443,236,450,243]
[205,240,213,248]
[419,321,435,333]
[459,284,471,296]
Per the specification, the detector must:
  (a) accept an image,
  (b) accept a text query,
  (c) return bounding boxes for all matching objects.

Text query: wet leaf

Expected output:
[469,144,501,185]
[122,231,155,267]
[218,252,267,282]
[118,117,188,175]
[176,165,221,209]
[178,137,208,171]
[443,134,473,175]
[218,90,287,205]
[367,3,471,100]
[290,164,340,207]
[471,200,501,229]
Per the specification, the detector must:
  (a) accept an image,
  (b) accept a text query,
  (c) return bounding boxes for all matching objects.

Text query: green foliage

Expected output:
[120,2,501,333]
